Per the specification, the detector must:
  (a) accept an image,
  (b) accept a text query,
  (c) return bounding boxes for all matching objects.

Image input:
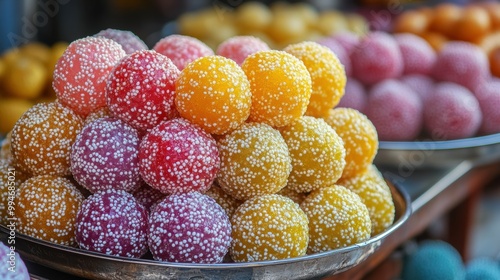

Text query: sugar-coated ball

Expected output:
[336,78,367,113]
[153,34,214,71]
[0,242,30,280]
[465,258,500,280]
[148,192,231,263]
[324,108,378,179]
[53,36,126,117]
[94,28,148,54]
[474,80,500,135]
[70,117,141,193]
[242,50,312,127]
[217,122,291,201]
[15,175,84,246]
[83,107,110,127]
[284,41,346,117]
[277,186,307,205]
[131,183,167,211]
[106,50,180,132]
[75,189,148,258]
[395,33,436,75]
[300,185,371,253]
[279,116,346,193]
[230,194,309,262]
[216,36,270,65]
[139,118,219,194]
[400,74,435,102]
[11,102,83,176]
[175,55,251,135]
[332,32,360,55]
[205,184,242,219]
[424,82,482,140]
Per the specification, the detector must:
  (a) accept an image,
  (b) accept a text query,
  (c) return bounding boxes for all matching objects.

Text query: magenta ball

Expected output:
[395,33,436,75]
[216,36,270,66]
[153,34,214,70]
[400,74,435,102]
[94,28,148,55]
[317,36,352,76]
[336,78,367,112]
[474,80,500,135]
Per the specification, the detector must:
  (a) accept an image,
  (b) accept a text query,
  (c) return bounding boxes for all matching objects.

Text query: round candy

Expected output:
[94,28,148,55]
[277,186,307,205]
[324,108,378,179]
[70,117,141,193]
[153,34,214,71]
[106,50,180,132]
[400,74,435,102]
[0,242,30,280]
[205,184,242,219]
[15,175,84,246]
[332,32,360,55]
[336,78,367,113]
[300,184,371,253]
[395,33,436,75]
[139,118,219,194]
[279,116,346,193]
[217,122,291,201]
[284,41,346,118]
[11,102,83,176]
[474,80,500,135]
[216,35,270,65]
[52,36,126,117]
[175,55,251,135]
[83,107,110,127]
[230,194,309,262]
[131,183,167,211]
[241,50,312,127]
[75,189,148,258]
[148,192,231,263]
[316,36,352,76]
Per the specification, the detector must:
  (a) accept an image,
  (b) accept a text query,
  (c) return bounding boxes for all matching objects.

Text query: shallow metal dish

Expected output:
[374,133,500,170]
[0,182,410,280]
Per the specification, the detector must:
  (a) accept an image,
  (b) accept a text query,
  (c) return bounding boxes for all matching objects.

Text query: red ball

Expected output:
[153,34,214,70]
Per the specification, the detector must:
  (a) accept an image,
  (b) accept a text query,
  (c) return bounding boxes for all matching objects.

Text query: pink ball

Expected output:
[424,82,482,140]
[53,36,126,117]
[70,117,141,193]
[148,192,231,263]
[332,32,360,55]
[351,32,403,85]
[474,80,500,135]
[395,33,436,75]
[131,183,167,211]
[153,34,214,70]
[94,28,148,55]
[139,118,220,194]
[0,242,30,280]
[106,50,180,132]
[432,42,490,91]
[336,78,367,112]
[216,36,270,66]
[366,79,423,141]
[400,74,435,102]
[75,189,148,258]
[316,37,352,76]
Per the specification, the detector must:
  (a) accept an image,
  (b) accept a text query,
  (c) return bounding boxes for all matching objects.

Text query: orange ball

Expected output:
[429,3,462,38]
[489,47,500,77]
[392,10,429,34]
[453,6,491,42]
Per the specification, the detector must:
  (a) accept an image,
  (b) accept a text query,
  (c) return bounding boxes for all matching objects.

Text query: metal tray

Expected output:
[374,133,500,170]
[0,182,410,280]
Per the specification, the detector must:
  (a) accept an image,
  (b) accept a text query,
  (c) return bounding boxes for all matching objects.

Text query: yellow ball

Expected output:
[21,42,51,64]
[3,56,48,99]
[205,184,242,219]
[235,2,273,31]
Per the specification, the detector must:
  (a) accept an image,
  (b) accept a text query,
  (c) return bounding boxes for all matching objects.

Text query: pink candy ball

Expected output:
[316,36,352,76]
[53,36,126,117]
[0,242,30,280]
[95,28,148,55]
[474,80,500,135]
[106,50,180,132]
[395,33,436,75]
[139,118,220,194]
[216,36,270,66]
[366,79,423,141]
[424,82,482,140]
[153,34,214,70]
[148,191,231,263]
[336,78,367,112]
[351,32,404,85]
[400,74,435,102]
[432,42,490,91]
[332,32,360,55]
[70,117,141,193]
[75,189,148,258]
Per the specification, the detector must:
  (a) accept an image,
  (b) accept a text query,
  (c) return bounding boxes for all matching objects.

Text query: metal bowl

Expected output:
[0,182,410,280]
[374,133,500,170]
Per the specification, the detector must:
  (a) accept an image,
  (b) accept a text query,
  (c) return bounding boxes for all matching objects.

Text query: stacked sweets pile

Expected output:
[0,29,395,264]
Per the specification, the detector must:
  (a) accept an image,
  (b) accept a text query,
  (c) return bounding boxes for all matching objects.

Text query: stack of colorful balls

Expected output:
[0,28,397,264]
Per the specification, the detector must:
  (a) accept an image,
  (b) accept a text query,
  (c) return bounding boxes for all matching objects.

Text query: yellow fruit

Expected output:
[0,98,33,134]
[3,56,47,99]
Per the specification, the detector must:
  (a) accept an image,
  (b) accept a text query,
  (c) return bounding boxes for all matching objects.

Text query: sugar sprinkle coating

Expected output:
[139,118,220,194]
[230,194,309,262]
[15,175,84,246]
[95,28,148,55]
[277,185,307,205]
[284,41,346,118]
[216,36,270,66]
[205,183,242,219]
[153,34,214,71]
[53,36,126,117]
[279,116,346,193]
[75,189,148,258]
[300,185,371,253]
[217,122,292,201]
[83,107,110,127]
[11,102,83,176]
[324,108,378,179]
[70,117,141,193]
[131,183,167,211]
[148,191,231,263]
[175,55,252,135]
[106,50,180,133]
[0,242,30,280]
[338,169,395,236]
[241,50,312,127]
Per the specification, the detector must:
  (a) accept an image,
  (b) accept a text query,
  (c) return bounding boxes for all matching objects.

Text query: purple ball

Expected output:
[474,80,500,135]
[75,189,148,258]
[395,33,436,75]
[336,78,367,112]
[424,82,482,140]
[95,28,148,54]
[71,117,141,193]
[332,32,360,55]
[0,242,30,280]
[148,192,232,263]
